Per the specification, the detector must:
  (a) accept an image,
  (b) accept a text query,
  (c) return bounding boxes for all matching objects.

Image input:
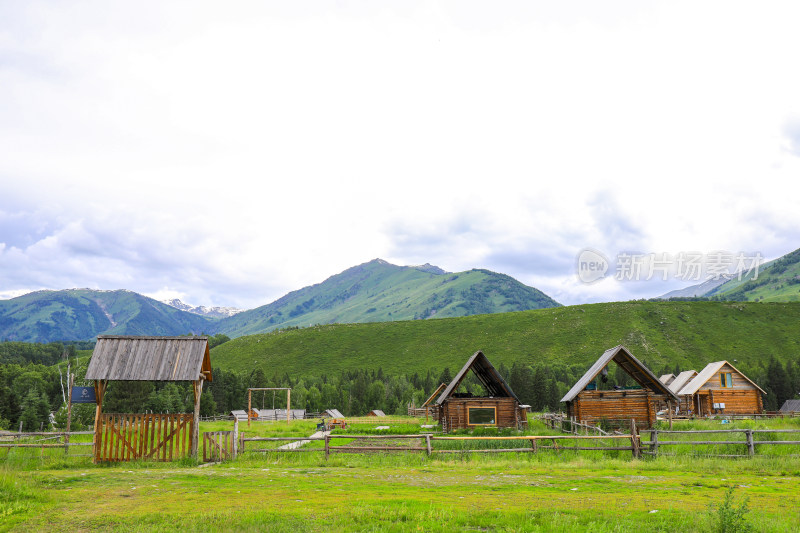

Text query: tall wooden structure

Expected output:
[85,335,213,461]
[561,345,677,429]
[434,351,527,433]
[676,361,764,416]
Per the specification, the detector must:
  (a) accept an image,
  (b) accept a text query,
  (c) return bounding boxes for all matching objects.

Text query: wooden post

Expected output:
[233,417,239,459]
[425,434,432,456]
[65,373,74,455]
[324,434,330,460]
[286,389,291,424]
[191,376,205,459]
[652,428,659,456]
[92,380,106,463]
[630,419,640,459]
[745,429,755,456]
[248,389,252,427]
[667,400,673,430]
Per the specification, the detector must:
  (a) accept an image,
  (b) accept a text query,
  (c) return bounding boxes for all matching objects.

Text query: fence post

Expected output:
[745,429,755,456]
[651,429,659,456]
[232,417,239,460]
[325,434,330,460]
[425,434,432,457]
[630,419,640,459]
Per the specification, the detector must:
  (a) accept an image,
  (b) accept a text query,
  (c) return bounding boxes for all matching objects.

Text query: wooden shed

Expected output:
[434,351,527,433]
[561,345,678,429]
[367,410,386,417]
[85,335,212,461]
[676,361,764,416]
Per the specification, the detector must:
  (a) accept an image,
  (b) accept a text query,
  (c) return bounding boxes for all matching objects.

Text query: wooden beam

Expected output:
[191,376,205,458]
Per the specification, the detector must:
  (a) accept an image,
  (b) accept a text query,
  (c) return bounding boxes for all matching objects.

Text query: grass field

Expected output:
[3,418,800,532]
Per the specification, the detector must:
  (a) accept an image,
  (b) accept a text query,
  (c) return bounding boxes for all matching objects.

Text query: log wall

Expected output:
[567,390,661,428]
[695,389,763,416]
[440,398,520,433]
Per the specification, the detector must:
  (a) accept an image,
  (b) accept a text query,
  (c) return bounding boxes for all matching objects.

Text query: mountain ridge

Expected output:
[208,259,561,337]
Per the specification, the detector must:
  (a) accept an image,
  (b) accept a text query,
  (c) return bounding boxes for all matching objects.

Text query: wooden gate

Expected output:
[95,413,193,462]
[203,431,236,462]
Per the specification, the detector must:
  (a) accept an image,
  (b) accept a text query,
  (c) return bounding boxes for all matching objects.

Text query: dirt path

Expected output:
[278,430,329,450]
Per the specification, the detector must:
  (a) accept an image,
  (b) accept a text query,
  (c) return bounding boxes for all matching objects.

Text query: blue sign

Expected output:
[71,386,96,404]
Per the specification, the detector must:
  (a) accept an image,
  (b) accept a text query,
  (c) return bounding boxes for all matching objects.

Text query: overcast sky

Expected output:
[2,1,800,310]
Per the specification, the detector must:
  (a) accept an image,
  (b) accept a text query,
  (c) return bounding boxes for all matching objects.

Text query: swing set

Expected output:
[247,387,292,426]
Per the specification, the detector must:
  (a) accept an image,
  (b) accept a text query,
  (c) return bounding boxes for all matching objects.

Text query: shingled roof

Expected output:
[561,345,678,403]
[435,351,518,405]
[85,336,213,382]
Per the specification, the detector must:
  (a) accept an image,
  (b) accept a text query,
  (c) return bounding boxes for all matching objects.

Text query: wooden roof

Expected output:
[779,399,800,413]
[435,351,519,405]
[659,374,676,385]
[85,336,212,382]
[677,361,765,396]
[368,410,386,416]
[323,409,344,418]
[668,370,697,395]
[561,345,678,403]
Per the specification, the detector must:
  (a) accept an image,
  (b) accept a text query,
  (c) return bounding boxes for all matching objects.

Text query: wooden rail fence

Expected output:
[0,431,94,456]
[641,428,800,457]
[239,433,642,459]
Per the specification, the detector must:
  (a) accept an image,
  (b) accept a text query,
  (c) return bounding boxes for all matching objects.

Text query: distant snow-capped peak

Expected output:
[162,298,243,318]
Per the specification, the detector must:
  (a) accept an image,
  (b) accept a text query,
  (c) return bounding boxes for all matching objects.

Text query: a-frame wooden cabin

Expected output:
[676,361,765,416]
[434,351,527,433]
[561,345,678,429]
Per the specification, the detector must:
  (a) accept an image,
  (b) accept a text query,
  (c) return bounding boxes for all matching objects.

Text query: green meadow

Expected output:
[3,418,800,532]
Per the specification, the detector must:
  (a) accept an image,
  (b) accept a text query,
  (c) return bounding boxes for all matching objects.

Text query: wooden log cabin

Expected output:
[676,361,765,416]
[561,345,678,429]
[434,351,528,433]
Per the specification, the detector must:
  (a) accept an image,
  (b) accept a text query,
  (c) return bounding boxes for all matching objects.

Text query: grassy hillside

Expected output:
[211,300,800,378]
[707,247,800,302]
[0,289,216,343]
[212,259,560,338]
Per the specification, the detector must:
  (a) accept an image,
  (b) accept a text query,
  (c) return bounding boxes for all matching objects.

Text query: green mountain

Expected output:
[211,300,800,378]
[706,247,800,302]
[0,289,216,343]
[211,259,561,338]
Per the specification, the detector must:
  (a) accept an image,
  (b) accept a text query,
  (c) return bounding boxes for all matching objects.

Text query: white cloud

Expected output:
[1,1,800,308]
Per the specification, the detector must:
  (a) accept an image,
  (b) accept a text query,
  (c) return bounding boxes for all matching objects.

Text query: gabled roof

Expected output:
[779,399,800,413]
[323,409,344,418]
[678,361,766,396]
[231,410,248,420]
[368,410,386,416]
[85,336,212,382]
[435,351,518,405]
[561,345,678,403]
[659,374,676,385]
[668,370,697,395]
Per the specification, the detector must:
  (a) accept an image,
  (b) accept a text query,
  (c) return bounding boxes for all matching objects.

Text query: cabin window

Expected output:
[467,407,496,425]
[720,372,733,388]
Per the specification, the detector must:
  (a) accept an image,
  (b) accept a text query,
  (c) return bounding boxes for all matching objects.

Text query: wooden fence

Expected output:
[0,431,94,456]
[540,414,609,436]
[95,413,193,462]
[240,433,642,458]
[641,428,800,457]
